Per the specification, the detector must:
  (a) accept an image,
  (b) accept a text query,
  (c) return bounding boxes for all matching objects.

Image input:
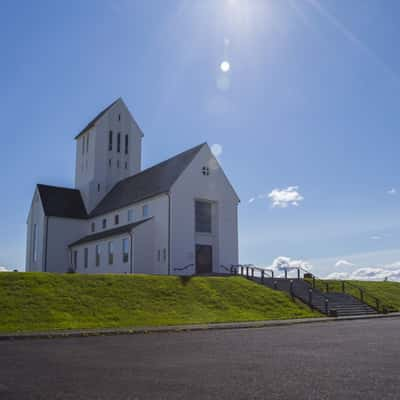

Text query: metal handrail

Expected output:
[299,266,393,313]
[173,263,194,272]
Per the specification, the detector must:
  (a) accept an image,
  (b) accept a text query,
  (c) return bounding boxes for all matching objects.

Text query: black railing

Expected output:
[299,266,394,313]
[173,263,194,272]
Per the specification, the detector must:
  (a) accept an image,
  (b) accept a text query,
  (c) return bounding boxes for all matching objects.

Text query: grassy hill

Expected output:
[309,279,400,312]
[0,273,319,333]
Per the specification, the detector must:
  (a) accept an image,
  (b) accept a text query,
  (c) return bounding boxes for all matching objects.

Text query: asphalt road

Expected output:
[1,318,399,400]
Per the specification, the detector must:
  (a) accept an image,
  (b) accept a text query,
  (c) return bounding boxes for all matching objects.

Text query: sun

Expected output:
[220,61,230,72]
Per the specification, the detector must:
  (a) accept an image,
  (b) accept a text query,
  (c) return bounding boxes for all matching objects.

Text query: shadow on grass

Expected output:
[179,276,193,286]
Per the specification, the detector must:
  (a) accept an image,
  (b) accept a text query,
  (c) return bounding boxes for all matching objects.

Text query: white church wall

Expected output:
[46,217,87,273]
[25,189,46,272]
[170,145,239,275]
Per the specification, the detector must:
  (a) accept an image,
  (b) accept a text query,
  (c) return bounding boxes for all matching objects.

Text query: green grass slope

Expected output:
[0,273,319,333]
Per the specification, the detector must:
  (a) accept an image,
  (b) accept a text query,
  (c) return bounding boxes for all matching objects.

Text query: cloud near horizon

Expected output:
[0,266,10,272]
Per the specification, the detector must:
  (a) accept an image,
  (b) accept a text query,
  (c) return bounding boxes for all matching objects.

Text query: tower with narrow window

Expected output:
[74,98,143,212]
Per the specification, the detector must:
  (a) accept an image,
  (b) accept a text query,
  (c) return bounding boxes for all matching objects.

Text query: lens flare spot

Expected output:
[220,61,230,72]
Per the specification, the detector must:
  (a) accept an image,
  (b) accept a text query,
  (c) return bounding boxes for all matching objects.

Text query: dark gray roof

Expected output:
[69,218,152,247]
[37,184,88,219]
[74,98,120,140]
[90,143,205,217]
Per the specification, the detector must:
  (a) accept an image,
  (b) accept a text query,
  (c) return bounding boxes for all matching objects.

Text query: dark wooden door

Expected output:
[196,245,213,274]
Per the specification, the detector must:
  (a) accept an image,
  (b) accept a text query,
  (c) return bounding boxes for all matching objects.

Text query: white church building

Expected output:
[26,98,239,275]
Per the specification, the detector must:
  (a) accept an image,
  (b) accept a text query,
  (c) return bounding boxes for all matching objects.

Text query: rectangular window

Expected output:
[109,130,113,151]
[125,134,128,154]
[163,248,167,263]
[115,214,119,225]
[102,219,107,229]
[118,113,121,121]
[84,248,88,269]
[128,209,134,222]
[108,241,114,265]
[157,249,161,262]
[73,250,78,270]
[91,222,95,233]
[97,184,100,193]
[32,224,38,262]
[117,133,121,153]
[122,238,129,263]
[124,161,128,169]
[108,159,112,168]
[96,245,100,267]
[142,204,149,218]
[195,201,212,233]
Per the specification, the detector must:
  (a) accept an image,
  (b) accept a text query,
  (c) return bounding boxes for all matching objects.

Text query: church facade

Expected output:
[26,99,239,275]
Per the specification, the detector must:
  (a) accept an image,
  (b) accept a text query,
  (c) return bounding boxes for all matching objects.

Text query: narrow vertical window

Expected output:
[109,130,113,151]
[124,161,128,169]
[102,219,107,229]
[84,248,88,269]
[91,222,95,233]
[97,184,100,193]
[122,238,129,263]
[96,245,101,267]
[125,134,128,154]
[195,201,212,233]
[157,250,161,262]
[32,224,38,262]
[118,113,121,121]
[108,159,112,168]
[163,248,167,263]
[108,242,114,265]
[142,204,149,218]
[117,133,121,153]
[127,209,134,222]
[115,214,119,225]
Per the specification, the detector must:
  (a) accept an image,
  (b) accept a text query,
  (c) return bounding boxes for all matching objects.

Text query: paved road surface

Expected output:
[1,318,399,400]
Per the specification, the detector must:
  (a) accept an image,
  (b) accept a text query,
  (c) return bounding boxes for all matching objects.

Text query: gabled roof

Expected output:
[74,98,120,140]
[69,218,152,247]
[90,143,206,217]
[37,184,88,219]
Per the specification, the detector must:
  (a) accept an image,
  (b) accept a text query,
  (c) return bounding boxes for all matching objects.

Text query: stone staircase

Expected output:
[253,277,378,317]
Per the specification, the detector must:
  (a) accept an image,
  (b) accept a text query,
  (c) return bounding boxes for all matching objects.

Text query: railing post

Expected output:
[341,281,345,293]
[246,266,249,278]
[375,298,380,312]
[326,283,329,293]
[273,280,278,290]
[289,280,294,298]
[325,298,329,314]
[359,288,364,302]
[297,268,300,280]
[271,270,274,279]
[312,276,315,288]
[261,270,264,283]
[284,269,288,280]
[251,268,254,278]
[308,288,313,306]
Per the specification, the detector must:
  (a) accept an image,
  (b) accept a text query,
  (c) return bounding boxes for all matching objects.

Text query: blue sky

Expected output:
[2,0,400,278]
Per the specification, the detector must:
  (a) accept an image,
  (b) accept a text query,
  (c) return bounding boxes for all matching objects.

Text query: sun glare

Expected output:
[220,61,230,72]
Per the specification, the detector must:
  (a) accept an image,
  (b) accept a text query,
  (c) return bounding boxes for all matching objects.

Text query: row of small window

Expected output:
[91,205,149,233]
[81,134,90,155]
[72,238,130,269]
[109,131,128,154]
[108,159,128,170]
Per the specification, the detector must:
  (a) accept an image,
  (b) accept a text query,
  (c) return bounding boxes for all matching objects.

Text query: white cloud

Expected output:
[326,262,400,281]
[268,186,304,208]
[0,266,10,272]
[370,235,382,240]
[335,259,355,268]
[387,188,397,195]
[211,143,223,158]
[270,256,312,273]
[248,197,255,204]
